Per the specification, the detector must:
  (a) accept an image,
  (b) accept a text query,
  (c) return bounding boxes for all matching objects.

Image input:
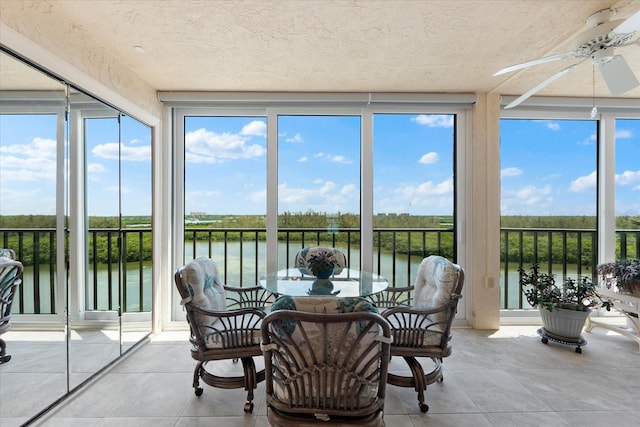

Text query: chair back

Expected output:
[175,257,226,310]
[413,255,464,323]
[0,250,23,334]
[261,296,391,424]
[174,257,266,352]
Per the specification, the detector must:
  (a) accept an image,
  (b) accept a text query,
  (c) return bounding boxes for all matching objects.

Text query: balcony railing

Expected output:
[2,226,637,315]
[501,227,639,309]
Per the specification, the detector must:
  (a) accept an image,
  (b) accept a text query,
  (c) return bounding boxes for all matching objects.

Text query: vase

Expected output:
[314,268,334,279]
[539,306,590,341]
[308,279,335,295]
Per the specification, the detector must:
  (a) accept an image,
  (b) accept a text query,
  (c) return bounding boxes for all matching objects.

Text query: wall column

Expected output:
[468,93,501,329]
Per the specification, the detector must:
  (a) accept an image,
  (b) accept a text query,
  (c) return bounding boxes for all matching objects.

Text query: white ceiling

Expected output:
[3,0,640,101]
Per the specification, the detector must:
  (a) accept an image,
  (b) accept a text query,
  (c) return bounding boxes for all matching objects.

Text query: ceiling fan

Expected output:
[495,8,640,109]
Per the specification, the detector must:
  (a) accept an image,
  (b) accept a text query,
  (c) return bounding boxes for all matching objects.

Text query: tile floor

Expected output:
[7,323,640,427]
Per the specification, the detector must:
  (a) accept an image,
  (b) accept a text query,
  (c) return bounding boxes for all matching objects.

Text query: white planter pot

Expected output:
[539,307,589,340]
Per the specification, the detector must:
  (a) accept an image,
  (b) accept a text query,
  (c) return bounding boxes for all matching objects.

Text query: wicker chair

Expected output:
[261,295,392,426]
[378,255,464,413]
[0,249,23,364]
[174,257,276,413]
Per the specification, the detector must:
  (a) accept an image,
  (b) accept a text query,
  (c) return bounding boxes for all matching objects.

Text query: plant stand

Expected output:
[585,288,640,353]
[537,328,587,353]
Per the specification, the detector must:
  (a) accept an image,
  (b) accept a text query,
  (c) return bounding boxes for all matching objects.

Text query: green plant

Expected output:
[518,263,612,312]
[597,259,640,295]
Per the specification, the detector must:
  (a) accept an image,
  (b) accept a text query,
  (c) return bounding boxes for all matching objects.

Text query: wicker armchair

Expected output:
[261,296,392,426]
[0,249,23,364]
[379,255,464,413]
[174,257,276,413]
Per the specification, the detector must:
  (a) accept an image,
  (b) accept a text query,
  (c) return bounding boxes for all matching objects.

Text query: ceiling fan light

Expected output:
[591,47,615,64]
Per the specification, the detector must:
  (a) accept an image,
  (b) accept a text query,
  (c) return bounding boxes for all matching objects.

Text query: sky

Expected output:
[1,112,638,217]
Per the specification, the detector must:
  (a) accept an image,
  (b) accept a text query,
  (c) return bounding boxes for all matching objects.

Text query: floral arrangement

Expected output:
[295,247,346,278]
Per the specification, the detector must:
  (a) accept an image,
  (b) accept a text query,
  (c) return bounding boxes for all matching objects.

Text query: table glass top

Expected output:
[259,268,388,297]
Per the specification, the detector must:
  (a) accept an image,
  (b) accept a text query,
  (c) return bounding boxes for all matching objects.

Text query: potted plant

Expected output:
[519,263,612,346]
[597,258,640,295]
[595,259,640,336]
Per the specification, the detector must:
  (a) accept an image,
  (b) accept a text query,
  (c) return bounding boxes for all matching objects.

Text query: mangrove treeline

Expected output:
[1,214,638,266]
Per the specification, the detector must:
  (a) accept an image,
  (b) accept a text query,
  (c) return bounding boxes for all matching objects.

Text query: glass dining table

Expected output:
[259,268,388,297]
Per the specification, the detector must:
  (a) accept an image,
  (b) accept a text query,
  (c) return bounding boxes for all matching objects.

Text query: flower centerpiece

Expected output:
[295,246,347,279]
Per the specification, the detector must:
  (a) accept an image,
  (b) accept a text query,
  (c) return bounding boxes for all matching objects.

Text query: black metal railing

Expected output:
[1,227,152,315]
[2,226,637,314]
[500,228,639,309]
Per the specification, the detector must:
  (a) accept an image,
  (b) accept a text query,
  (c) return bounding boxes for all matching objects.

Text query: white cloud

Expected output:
[398,177,453,198]
[240,120,267,137]
[297,156,308,162]
[412,115,453,128]
[329,155,351,164]
[285,133,303,143]
[87,163,105,173]
[616,129,633,139]
[185,127,266,163]
[545,121,561,131]
[312,152,351,164]
[274,180,361,213]
[578,133,596,146]
[418,152,439,164]
[341,183,357,196]
[0,137,57,182]
[92,142,151,161]
[569,171,596,192]
[616,170,640,186]
[501,185,553,212]
[501,167,522,177]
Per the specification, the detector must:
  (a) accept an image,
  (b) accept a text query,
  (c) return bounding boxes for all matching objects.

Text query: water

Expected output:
[18,241,425,316]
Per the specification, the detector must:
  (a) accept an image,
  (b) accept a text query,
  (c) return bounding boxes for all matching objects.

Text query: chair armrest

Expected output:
[367,286,414,309]
[224,284,278,310]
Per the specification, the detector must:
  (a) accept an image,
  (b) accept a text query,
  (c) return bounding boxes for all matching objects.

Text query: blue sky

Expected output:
[1,113,638,217]
[501,118,640,216]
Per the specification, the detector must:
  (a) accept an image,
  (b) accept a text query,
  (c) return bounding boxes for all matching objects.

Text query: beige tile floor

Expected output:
[9,323,640,427]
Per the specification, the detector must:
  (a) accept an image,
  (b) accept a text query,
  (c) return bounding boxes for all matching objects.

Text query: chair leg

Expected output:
[241,357,256,413]
[193,361,204,396]
[403,356,429,412]
[0,338,11,364]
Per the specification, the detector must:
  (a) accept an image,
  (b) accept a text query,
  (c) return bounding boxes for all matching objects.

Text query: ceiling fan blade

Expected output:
[504,60,587,109]
[599,55,640,95]
[494,51,578,76]
[613,9,640,34]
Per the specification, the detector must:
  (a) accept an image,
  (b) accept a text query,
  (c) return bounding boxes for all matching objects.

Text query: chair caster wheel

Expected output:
[0,355,11,364]
[541,337,548,344]
[575,347,582,354]
[244,402,254,413]
[419,403,429,413]
[195,387,203,396]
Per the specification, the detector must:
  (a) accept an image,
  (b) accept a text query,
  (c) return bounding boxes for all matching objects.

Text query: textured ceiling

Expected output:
[2,0,640,101]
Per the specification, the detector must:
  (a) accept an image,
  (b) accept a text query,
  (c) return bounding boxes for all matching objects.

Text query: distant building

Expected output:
[189,212,207,218]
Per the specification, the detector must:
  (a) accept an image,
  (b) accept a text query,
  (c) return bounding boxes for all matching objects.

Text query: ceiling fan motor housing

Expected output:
[572,20,633,57]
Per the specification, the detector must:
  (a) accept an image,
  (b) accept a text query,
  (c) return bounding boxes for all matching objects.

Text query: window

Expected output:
[615,118,640,260]
[277,115,361,269]
[500,118,598,309]
[373,113,456,284]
